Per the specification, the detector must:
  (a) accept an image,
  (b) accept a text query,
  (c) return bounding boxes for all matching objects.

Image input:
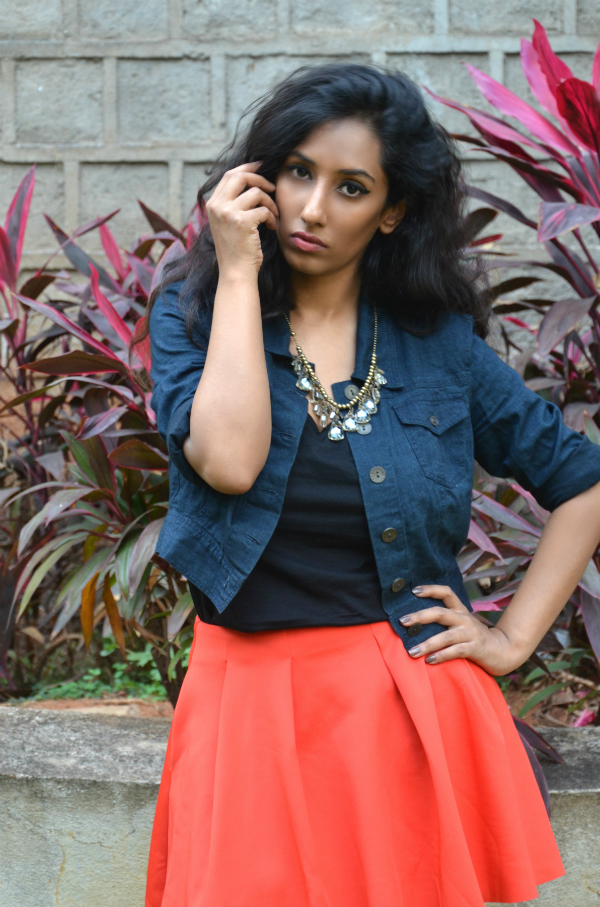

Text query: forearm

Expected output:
[183,271,272,494]
[496,478,600,664]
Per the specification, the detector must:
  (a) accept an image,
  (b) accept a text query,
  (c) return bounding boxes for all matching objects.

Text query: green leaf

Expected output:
[53,544,116,611]
[17,538,83,617]
[167,589,193,641]
[128,518,165,594]
[114,528,143,600]
[0,379,64,414]
[14,531,86,600]
[518,683,567,718]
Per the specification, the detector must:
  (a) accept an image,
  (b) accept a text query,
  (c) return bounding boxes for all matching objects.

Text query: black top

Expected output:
[190,413,387,631]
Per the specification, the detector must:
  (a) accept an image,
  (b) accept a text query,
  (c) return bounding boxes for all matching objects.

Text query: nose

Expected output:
[300,180,327,228]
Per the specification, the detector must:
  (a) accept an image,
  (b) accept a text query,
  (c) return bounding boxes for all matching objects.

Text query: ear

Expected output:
[379,200,406,236]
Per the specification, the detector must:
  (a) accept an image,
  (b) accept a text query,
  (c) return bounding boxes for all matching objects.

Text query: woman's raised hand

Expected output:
[206,162,279,276]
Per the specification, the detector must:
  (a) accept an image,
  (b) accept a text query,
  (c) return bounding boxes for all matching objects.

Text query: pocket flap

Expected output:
[393,398,468,435]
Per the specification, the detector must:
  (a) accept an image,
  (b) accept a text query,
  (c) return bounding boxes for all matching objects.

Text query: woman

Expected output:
[144,64,600,907]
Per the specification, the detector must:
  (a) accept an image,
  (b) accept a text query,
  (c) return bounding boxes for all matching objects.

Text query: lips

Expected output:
[290,231,328,253]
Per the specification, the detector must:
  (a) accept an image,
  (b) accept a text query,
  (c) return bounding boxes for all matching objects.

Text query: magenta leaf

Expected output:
[151,239,186,294]
[571,709,596,727]
[520,39,561,119]
[537,296,595,357]
[538,202,600,242]
[0,227,17,293]
[556,78,600,156]
[43,215,116,290]
[89,266,132,347]
[471,492,542,536]
[531,19,573,94]
[124,252,153,297]
[100,223,125,281]
[138,200,185,242]
[465,64,581,158]
[72,210,119,240]
[77,405,128,441]
[5,165,35,275]
[128,517,165,593]
[467,519,503,559]
[466,185,536,229]
[17,295,123,360]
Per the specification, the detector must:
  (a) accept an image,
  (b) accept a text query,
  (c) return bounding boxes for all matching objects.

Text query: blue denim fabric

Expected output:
[149,281,600,651]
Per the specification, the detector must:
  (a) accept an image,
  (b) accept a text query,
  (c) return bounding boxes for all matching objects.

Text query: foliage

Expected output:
[0,168,201,705]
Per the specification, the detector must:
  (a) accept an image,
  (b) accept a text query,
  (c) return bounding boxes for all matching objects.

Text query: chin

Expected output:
[282,248,333,276]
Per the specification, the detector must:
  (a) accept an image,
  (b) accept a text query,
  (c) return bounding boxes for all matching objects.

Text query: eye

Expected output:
[288,164,311,180]
[338,181,369,198]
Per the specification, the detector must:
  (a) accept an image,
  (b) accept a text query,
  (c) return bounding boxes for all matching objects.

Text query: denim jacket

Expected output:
[149,281,600,652]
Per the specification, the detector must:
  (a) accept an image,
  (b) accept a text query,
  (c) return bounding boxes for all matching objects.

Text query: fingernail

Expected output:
[425,655,436,664]
[412,586,424,594]
[408,646,421,657]
[399,615,412,625]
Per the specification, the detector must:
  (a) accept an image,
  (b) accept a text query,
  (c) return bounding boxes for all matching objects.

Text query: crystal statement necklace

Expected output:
[284,308,387,441]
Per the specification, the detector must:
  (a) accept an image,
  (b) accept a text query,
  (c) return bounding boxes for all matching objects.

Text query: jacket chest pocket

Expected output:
[392,396,471,488]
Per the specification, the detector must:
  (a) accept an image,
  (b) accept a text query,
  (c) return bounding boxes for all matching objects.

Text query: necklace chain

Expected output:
[284,308,387,441]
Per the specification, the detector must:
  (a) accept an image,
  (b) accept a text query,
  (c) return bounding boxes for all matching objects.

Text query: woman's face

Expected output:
[275,118,405,278]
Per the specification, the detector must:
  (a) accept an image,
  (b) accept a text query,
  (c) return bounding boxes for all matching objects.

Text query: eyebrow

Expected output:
[290,150,376,183]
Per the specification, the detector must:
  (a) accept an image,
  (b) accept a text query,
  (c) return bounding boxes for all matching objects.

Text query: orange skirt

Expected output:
[146,618,564,907]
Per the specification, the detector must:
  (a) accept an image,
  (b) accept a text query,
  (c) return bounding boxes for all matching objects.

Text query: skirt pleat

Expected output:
[145,618,564,907]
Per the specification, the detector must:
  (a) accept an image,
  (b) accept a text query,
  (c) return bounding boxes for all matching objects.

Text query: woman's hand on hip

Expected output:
[400,585,528,676]
[206,162,279,276]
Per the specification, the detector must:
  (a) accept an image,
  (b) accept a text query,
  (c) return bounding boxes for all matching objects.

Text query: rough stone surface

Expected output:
[79,163,169,250]
[117,59,211,144]
[0,0,63,41]
[387,52,490,133]
[79,0,170,41]
[226,54,370,135]
[15,60,104,145]
[0,708,170,783]
[578,0,600,36]
[449,0,564,35]
[183,162,211,213]
[182,0,279,40]
[291,0,434,36]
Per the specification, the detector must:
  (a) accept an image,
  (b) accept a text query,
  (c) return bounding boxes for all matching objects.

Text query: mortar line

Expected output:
[434,0,449,36]
[371,51,387,67]
[277,0,291,33]
[168,0,183,40]
[64,160,79,233]
[488,49,504,83]
[0,60,16,145]
[563,0,577,35]
[103,57,117,146]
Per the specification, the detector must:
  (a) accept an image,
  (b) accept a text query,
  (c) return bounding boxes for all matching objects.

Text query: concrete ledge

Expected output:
[0,709,598,907]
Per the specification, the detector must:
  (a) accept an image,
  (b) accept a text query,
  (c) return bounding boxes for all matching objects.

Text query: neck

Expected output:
[289,265,361,325]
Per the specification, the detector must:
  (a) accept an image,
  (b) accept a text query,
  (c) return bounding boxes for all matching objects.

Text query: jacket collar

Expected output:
[262,293,404,389]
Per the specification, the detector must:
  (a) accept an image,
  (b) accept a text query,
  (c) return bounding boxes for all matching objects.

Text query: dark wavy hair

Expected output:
[143,63,490,341]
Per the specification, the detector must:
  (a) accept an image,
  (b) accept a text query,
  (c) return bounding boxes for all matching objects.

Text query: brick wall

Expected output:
[0,0,598,270]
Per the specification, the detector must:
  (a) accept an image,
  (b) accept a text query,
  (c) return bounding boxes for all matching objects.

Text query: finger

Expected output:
[407,627,473,659]
[247,205,278,231]
[412,584,469,613]
[219,170,276,200]
[401,606,465,628]
[233,186,279,219]
[423,642,473,665]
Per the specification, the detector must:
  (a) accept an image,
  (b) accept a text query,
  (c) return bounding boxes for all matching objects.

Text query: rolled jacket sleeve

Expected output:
[149,282,209,487]
[470,331,600,512]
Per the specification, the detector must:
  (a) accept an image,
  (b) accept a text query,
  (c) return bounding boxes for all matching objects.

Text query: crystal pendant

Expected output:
[328,423,344,441]
[320,410,328,424]
[374,368,387,386]
[343,414,358,432]
[364,398,377,415]
[293,358,303,375]
[355,408,370,424]
[372,387,380,403]
[296,375,312,391]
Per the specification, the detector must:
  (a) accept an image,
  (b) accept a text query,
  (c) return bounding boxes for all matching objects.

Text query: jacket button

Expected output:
[391,577,405,593]
[381,527,398,543]
[430,414,439,427]
[406,623,422,637]
[345,384,360,400]
[369,466,386,483]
